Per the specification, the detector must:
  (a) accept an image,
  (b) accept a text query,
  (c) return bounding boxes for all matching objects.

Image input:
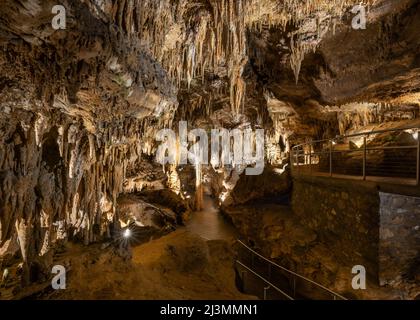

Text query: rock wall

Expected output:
[0,0,178,285]
[379,192,420,287]
[291,176,380,281]
[0,110,152,283]
[222,166,292,206]
[222,173,418,298]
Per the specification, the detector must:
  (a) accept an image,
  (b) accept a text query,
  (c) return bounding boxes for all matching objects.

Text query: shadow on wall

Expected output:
[291,176,381,283]
[379,192,420,287]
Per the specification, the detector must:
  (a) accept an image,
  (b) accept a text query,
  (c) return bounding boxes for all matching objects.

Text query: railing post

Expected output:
[363,136,367,180]
[417,130,419,186]
[329,141,333,177]
[263,286,270,300]
[235,240,347,300]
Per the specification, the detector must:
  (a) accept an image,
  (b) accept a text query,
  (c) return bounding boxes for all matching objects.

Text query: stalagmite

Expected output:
[195,161,204,210]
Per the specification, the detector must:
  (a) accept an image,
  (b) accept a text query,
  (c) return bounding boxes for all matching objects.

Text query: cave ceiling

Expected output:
[1,0,419,141]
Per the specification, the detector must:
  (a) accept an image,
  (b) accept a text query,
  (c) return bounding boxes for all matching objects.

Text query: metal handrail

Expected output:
[291,125,420,185]
[293,125,420,149]
[295,145,417,153]
[236,240,347,300]
[235,260,294,300]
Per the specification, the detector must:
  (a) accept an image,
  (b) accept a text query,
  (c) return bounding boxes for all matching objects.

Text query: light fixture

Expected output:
[123,229,131,238]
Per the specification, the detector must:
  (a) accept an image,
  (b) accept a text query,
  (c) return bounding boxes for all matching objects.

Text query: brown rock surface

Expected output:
[0,0,419,299]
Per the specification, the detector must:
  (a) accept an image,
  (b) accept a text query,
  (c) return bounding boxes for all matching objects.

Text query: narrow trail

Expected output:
[186,195,238,241]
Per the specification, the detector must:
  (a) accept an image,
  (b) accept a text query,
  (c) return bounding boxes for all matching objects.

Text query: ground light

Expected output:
[123,228,131,239]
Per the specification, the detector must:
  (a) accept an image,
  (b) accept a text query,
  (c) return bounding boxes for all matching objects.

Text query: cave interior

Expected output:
[0,0,419,300]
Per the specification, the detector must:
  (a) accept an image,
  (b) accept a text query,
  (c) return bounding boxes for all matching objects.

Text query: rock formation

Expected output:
[0,0,419,299]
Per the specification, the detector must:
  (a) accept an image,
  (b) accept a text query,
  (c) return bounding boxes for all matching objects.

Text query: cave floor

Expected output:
[9,229,252,300]
[0,193,249,300]
[186,195,239,241]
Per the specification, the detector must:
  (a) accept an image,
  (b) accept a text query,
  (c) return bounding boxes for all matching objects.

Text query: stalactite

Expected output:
[290,34,320,84]
[0,0,386,289]
[113,0,376,117]
[290,36,305,84]
[0,110,171,280]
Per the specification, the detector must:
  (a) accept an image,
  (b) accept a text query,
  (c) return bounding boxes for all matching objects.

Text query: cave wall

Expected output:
[316,0,420,104]
[0,110,153,283]
[219,166,292,207]
[291,176,380,282]
[379,192,420,287]
[0,0,179,283]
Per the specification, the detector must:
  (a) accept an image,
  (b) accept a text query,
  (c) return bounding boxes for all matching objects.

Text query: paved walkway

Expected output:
[294,167,418,186]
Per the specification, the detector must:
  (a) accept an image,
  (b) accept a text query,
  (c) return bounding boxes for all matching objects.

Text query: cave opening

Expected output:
[41,127,62,171]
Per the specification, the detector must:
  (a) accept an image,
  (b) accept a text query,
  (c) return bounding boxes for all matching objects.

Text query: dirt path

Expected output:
[186,195,238,241]
[26,229,252,300]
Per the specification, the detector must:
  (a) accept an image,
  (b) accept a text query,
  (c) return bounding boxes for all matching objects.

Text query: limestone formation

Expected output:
[0,0,419,300]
